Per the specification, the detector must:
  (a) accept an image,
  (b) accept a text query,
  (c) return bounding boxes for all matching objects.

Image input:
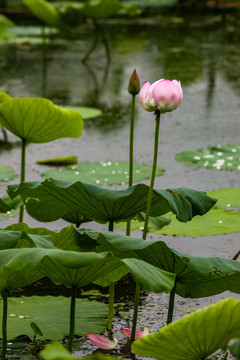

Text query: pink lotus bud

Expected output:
[120,327,149,340]
[86,334,118,349]
[128,69,140,95]
[139,79,183,113]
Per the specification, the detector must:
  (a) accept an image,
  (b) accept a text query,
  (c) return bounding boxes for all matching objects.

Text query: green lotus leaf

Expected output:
[41,161,164,186]
[37,249,175,293]
[176,144,240,171]
[7,179,216,223]
[0,196,21,221]
[0,248,44,293]
[0,229,54,250]
[0,92,12,104]
[40,341,118,360]
[23,0,66,29]
[81,230,240,298]
[0,296,108,340]
[0,97,84,143]
[117,188,240,236]
[71,0,123,19]
[0,165,17,182]
[132,298,240,360]
[40,341,74,360]
[229,339,240,359]
[37,156,78,166]
[59,106,102,119]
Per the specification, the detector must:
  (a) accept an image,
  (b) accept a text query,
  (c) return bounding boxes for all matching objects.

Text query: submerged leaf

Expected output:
[132,298,240,360]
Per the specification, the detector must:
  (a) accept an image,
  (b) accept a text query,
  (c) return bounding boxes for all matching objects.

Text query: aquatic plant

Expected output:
[0,94,84,222]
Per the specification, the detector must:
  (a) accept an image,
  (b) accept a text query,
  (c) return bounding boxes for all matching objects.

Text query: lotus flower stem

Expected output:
[68,286,77,353]
[142,110,161,240]
[18,139,26,223]
[1,291,8,360]
[131,111,161,343]
[167,282,176,324]
[108,219,114,332]
[126,94,136,236]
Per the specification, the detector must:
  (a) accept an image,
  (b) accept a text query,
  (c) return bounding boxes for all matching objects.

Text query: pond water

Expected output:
[0,8,240,359]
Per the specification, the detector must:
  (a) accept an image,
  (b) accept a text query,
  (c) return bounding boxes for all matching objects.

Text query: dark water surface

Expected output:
[0,10,240,359]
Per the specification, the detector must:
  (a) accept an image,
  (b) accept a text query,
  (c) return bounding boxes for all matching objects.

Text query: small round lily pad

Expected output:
[41,161,165,186]
[0,165,17,182]
[176,144,240,171]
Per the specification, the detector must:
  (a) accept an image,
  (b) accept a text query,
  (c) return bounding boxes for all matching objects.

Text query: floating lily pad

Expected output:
[0,195,21,221]
[176,144,240,171]
[37,156,78,166]
[59,105,102,119]
[0,165,17,182]
[41,162,164,185]
[0,296,108,340]
[117,188,240,236]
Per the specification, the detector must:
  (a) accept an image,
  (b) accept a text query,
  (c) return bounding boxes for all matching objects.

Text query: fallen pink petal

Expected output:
[86,334,118,350]
[120,327,149,340]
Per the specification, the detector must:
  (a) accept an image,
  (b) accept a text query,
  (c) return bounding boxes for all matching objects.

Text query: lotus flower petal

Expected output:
[87,334,118,349]
[120,327,149,340]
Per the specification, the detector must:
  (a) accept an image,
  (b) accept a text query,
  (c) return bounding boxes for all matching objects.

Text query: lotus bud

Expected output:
[139,79,183,113]
[87,334,118,349]
[120,327,149,340]
[128,69,140,95]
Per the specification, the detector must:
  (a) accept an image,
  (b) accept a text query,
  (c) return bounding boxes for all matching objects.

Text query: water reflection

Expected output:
[0,13,240,131]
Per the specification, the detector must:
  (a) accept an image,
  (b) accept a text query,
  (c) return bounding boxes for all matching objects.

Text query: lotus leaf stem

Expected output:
[107,282,115,332]
[19,139,26,223]
[68,286,77,353]
[107,219,114,332]
[1,291,8,360]
[167,282,176,324]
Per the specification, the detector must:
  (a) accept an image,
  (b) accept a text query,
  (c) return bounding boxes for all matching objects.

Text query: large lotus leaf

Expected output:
[0,296,108,340]
[0,229,54,250]
[0,97,84,143]
[7,179,216,223]
[0,165,17,182]
[0,248,45,293]
[41,162,164,186]
[0,91,12,104]
[59,105,102,119]
[176,144,240,171]
[5,223,95,252]
[37,249,175,293]
[81,230,240,298]
[23,0,66,29]
[132,298,240,360]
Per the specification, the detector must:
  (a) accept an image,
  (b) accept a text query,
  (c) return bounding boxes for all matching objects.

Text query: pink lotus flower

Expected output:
[120,327,149,340]
[87,334,118,350]
[139,79,183,113]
